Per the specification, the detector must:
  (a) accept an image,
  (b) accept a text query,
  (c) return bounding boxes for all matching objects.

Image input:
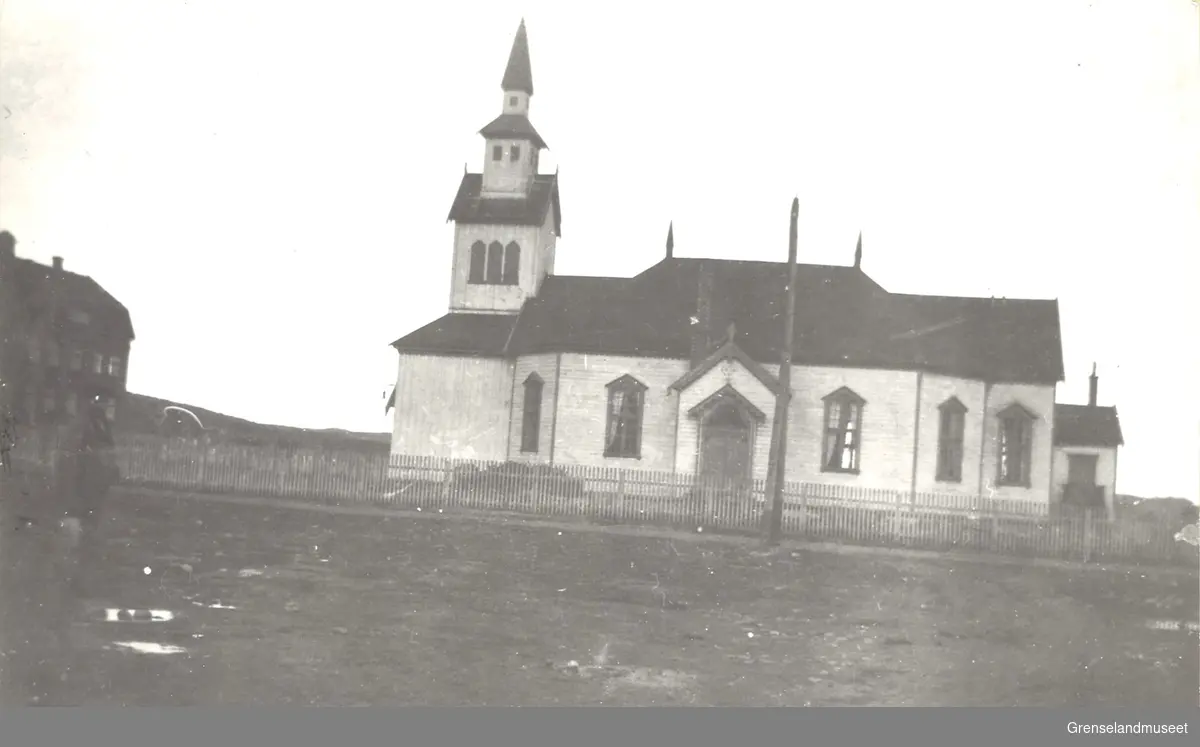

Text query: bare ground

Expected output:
[34,491,1200,706]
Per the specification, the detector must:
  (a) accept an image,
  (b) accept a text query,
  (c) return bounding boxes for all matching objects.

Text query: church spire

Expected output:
[501,19,534,96]
[666,221,674,259]
[853,231,862,269]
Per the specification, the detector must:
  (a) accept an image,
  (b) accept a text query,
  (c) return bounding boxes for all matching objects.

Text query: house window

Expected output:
[65,391,78,417]
[509,96,518,106]
[43,392,56,414]
[511,145,521,162]
[70,349,83,371]
[520,373,543,453]
[468,241,487,284]
[936,397,967,482]
[604,375,647,459]
[997,403,1035,487]
[45,342,59,367]
[822,387,865,473]
[502,241,521,284]
[492,144,503,161]
[28,340,40,364]
[103,397,116,422]
[92,352,104,374]
[108,356,123,378]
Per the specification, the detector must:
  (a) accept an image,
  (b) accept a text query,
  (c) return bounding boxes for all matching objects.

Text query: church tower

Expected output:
[445,20,562,315]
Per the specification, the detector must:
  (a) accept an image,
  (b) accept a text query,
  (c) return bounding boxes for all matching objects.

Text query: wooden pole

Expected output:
[766,197,800,545]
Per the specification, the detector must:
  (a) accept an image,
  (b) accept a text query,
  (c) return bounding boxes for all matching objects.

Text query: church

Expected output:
[387,21,1118,513]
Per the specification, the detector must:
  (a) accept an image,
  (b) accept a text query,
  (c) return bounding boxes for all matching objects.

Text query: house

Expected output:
[0,230,135,429]
[1052,365,1123,520]
[387,21,1077,511]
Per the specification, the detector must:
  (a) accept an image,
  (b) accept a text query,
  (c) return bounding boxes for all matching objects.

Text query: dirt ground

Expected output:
[17,491,1199,706]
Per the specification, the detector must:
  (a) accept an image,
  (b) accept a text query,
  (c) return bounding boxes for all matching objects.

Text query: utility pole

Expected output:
[765,197,799,545]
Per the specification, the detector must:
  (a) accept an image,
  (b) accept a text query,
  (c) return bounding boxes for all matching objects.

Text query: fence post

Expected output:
[796,482,807,537]
[892,487,903,541]
[441,458,453,508]
[1082,507,1094,563]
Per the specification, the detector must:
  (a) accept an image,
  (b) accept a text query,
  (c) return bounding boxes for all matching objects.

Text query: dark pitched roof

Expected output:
[391,312,517,357]
[479,113,548,150]
[391,258,1065,385]
[1,254,135,341]
[446,172,561,236]
[1054,404,1124,447]
[501,20,534,95]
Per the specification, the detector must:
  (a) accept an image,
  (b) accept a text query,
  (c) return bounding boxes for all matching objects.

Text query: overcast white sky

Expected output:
[1,0,1197,501]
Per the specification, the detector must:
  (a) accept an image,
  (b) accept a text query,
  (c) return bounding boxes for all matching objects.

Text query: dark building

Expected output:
[0,230,135,428]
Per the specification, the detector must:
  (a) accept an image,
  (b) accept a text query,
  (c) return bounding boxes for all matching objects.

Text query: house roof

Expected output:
[479,114,548,150]
[1,250,135,342]
[446,172,562,236]
[1054,404,1124,448]
[501,20,534,95]
[392,258,1065,385]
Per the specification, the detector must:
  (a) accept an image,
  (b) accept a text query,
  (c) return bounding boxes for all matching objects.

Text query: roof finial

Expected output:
[501,19,534,95]
[666,221,675,259]
[854,231,862,269]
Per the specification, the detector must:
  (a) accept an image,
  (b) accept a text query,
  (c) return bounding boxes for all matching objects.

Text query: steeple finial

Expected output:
[666,221,674,259]
[854,231,862,269]
[501,19,534,95]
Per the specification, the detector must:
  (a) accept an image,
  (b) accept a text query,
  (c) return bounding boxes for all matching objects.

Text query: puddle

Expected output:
[1146,620,1200,633]
[191,600,238,610]
[112,641,188,655]
[104,608,176,623]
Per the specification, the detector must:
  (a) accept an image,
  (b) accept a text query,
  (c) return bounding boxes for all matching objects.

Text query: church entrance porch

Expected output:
[690,386,762,526]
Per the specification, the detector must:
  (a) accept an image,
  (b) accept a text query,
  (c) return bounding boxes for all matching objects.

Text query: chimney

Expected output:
[52,256,63,272]
[1088,363,1098,407]
[690,261,715,366]
[0,230,14,260]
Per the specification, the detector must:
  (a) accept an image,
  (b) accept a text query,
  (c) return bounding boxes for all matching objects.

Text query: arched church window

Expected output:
[468,241,487,284]
[486,242,504,284]
[502,242,521,285]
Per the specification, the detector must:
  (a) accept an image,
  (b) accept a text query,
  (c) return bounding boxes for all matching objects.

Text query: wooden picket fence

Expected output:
[3,430,1195,568]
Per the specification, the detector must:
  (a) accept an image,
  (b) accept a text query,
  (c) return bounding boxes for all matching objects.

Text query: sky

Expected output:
[1,0,1197,501]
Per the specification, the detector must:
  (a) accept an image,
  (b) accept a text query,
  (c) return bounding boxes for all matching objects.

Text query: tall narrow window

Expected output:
[70,349,83,371]
[492,144,503,161]
[511,145,521,162]
[468,241,487,284]
[485,241,504,284]
[997,403,1035,487]
[92,352,104,374]
[520,373,543,453]
[502,241,521,285]
[108,356,123,379]
[604,375,647,459]
[43,392,56,415]
[822,387,865,473]
[936,397,967,482]
[65,391,78,417]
